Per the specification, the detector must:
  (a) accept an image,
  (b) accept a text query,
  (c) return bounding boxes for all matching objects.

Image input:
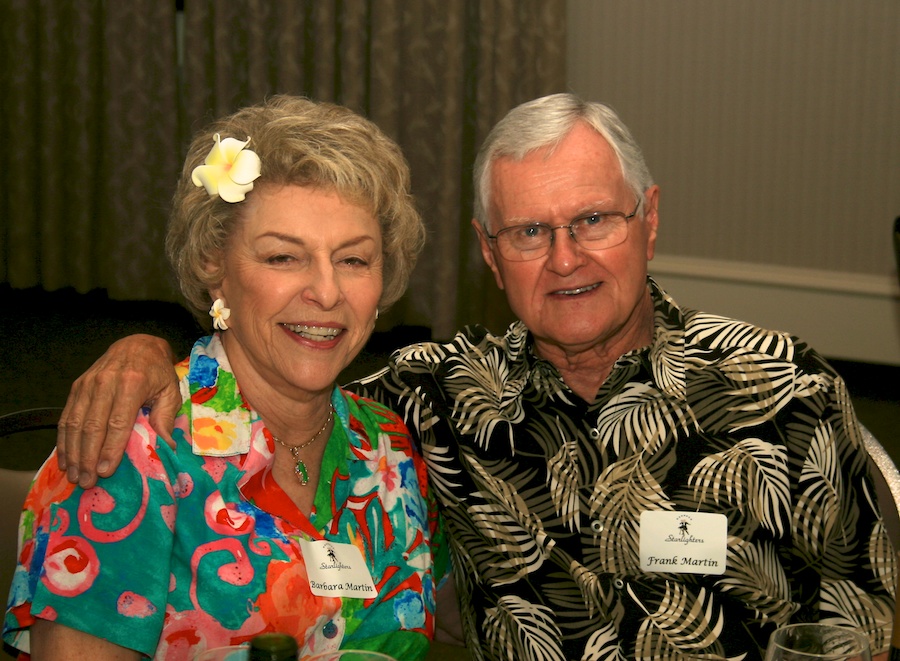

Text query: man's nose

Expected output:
[545,225,583,273]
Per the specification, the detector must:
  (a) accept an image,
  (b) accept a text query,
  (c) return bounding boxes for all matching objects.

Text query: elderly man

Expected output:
[56,93,895,660]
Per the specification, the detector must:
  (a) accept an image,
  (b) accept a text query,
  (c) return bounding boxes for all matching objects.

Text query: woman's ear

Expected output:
[209,288,224,305]
[203,252,225,299]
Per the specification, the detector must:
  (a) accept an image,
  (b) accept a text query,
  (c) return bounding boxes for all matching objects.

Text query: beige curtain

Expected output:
[1,0,181,300]
[2,0,566,339]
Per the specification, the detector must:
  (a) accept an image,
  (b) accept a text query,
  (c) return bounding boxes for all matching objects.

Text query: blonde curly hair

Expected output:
[166,95,425,320]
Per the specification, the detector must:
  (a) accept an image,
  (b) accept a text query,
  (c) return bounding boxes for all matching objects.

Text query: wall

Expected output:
[566,0,900,365]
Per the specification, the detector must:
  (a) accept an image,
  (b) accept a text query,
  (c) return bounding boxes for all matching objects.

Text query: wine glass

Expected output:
[765,623,871,661]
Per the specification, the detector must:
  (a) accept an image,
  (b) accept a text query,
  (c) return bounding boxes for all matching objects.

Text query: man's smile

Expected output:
[550,282,600,296]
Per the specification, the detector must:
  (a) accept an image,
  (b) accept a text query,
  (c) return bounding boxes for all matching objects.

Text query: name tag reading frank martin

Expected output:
[299,539,378,598]
[639,511,727,575]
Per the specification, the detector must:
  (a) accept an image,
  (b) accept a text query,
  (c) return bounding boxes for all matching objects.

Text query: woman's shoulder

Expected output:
[337,387,419,457]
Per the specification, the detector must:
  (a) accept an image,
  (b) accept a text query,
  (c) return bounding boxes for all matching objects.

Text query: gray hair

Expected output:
[473,93,655,229]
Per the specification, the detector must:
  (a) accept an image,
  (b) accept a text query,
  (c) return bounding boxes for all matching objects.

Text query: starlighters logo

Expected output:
[319,543,351,571]
[664,514,705,545]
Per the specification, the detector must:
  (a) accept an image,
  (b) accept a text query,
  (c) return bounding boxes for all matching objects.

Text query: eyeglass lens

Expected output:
[497,213,628,260]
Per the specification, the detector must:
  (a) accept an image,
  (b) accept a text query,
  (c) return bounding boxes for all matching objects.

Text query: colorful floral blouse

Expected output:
[3,334,448,660]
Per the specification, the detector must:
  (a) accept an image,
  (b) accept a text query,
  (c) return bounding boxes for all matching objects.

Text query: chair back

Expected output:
[860,423,900,656]
[0,407,61,660]
[862,424,900,548]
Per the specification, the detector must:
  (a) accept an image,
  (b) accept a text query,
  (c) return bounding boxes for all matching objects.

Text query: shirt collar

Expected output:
[178,334,353,459]
[645,276,688,401]
[179,334,253,457]
[512,277,688,402]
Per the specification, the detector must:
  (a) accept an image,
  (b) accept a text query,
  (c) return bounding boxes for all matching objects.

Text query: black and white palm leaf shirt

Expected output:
[350,278,895,661]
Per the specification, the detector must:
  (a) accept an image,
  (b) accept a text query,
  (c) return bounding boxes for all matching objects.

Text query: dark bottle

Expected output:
[248,632,299,661]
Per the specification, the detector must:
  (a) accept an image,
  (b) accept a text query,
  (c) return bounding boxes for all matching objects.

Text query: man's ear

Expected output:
[643,185,660,261]
[472,218,505,291]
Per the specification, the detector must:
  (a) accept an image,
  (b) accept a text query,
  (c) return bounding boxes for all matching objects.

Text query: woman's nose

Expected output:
[302,261,343,309]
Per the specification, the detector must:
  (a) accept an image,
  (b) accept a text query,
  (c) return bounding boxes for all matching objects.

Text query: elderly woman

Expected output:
[3,96,446,660]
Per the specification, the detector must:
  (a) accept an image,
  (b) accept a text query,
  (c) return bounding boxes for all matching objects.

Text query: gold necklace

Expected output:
[272,404,334,486]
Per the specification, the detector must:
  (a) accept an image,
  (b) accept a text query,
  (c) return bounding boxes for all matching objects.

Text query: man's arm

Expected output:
[57,334,405,490]
[56,334,181,488]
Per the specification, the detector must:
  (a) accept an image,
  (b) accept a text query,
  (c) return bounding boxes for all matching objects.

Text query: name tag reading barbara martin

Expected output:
[639,511,727,575]
[299,539,377,598]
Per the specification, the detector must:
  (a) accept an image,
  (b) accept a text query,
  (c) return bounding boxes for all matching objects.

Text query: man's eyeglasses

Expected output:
[486,199,642,262]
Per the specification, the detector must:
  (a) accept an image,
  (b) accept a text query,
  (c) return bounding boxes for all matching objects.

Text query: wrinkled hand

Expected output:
[56,334,181,488]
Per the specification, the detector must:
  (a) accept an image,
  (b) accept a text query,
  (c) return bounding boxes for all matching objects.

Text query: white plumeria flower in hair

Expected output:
[209,299,231,330]
[191,133,262,203]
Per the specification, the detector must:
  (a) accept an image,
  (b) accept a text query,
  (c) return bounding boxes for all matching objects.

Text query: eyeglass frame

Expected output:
[486,198,642,262]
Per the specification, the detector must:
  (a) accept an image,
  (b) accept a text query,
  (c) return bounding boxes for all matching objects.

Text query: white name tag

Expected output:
[639,511,727,575]
[299,539,378,598]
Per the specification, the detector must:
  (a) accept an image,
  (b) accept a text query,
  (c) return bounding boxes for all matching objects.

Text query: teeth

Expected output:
[556,283,599,295]
[284,324,341,341]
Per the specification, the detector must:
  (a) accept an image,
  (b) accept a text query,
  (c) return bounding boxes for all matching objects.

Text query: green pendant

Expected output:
[294,458,309,485]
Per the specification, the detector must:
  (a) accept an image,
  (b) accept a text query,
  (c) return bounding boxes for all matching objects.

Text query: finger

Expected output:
[85,368,153,482]
[56,377,91,479]
[56,334,177,487]
[62,372,121,488]
[58,375,118,486]
[91,411,134,481]
[147,383,182,450]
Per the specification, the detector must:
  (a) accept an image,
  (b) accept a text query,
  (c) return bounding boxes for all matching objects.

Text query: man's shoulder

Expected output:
[678,305,830,372]
[387,322,526,369]
[652,281,809,363]
[345,322,528,407]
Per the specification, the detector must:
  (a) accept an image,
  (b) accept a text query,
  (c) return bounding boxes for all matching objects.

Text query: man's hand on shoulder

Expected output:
[56,334,181,488]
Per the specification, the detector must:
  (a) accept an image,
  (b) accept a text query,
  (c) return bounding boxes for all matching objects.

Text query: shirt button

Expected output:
[590,520,604,533]
[613,578,625,589]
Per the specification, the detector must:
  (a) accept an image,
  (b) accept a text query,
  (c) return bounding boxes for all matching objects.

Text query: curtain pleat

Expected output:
[100,3,181,299]
[458,0,568,335]
[372,0,471,335]
[2,0,565,338]
[1,0,180,300]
